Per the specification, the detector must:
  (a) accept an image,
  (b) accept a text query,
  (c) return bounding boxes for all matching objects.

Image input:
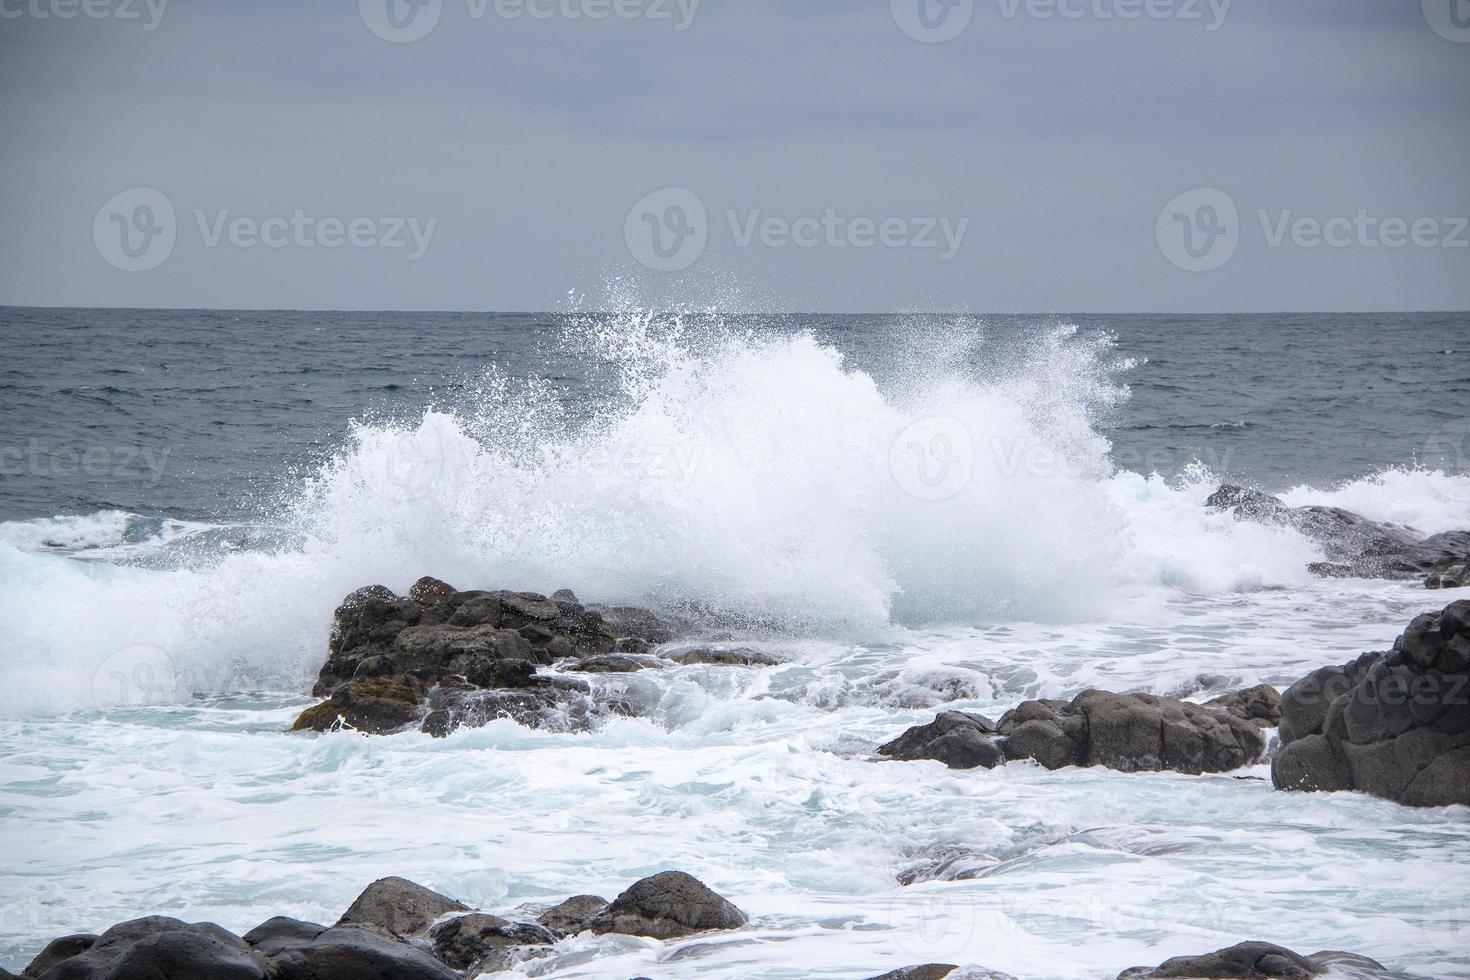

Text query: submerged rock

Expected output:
[426,913,554,972]
[590,871,748,939]
[291,582,680,736]
[879,691,1268,775]
[1272,600,1470,807]
[1207,484,1470,580]
[1116,941,1394,979]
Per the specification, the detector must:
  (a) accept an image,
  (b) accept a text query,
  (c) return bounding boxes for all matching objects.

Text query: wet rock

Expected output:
[669,647,782,667]
[864,967,958,980]
[35,920,254,980]
[408,576,457,605]
[240,917,327,957]
[877,711,1005,770]
[334,876,469,938]
[92,928,266,980]
[567,654,659,673]
[1426,557,1470,589]
[293,582,681,736]
[536,895,608,936]
[1116,941,1393,979]
[1204,684,1283,728]
[290,677,426,734]
[1273,600,1470,807]
[1207,484,1470,580]
[265,927,459,980]
[590,871,747,939]
[426,913,554,971]
[22,935,97,977]
[1001,690,1268,773]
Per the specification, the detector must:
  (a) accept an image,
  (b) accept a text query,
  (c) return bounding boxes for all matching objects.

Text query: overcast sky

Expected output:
[0,0,1467,313]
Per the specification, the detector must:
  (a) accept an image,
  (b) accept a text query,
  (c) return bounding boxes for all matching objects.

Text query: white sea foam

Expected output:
[0,312,1453,718]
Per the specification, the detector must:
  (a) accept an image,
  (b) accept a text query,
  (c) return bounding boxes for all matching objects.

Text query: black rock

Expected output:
[93,928,266,980]
[1116,941,1394,979]
[1208,484,1470,580]
[35,920,254,980]
[1273,601,1470,807]
[863,968,959,980]
[536,895,608,936]
[334,877,469,938]
[22,935,97,978]
[877,711,1004,770]
[240,917,328,957]
[265,927,460,980]
[293,583,681,736]
[1426,557,1470,590]
[1204,685,1283,728]
[589,871,747,939]
[426,913,554,971]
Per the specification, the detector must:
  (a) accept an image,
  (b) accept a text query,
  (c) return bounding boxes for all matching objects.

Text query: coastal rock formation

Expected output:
[1116,941,1396,979]
[1272,600,1470,807]
[1206,484,1470,580]
[19,872,744,979]
[291,579,678,736]
[1426,557,1470,589]
[879,690,1268,774]
[589,870,749,939]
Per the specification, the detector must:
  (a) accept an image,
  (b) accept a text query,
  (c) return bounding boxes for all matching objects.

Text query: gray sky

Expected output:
[1,0,1467,313]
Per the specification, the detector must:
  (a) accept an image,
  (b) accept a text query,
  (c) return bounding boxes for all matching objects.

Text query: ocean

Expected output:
[1,306,1468,978]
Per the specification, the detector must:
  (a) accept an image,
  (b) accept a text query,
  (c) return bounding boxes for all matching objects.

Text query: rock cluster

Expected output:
[291,579,682,736]
[1117,941,1395,979]
[1272,600,1470,807]
[1426,557,1470,590]
[14,871,745,979]
[1207,484,1470,580]
[879,689,1269,775]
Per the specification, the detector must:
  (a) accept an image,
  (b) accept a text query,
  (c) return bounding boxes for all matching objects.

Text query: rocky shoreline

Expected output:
[9,879,1407,980]
[42,486,1458,978]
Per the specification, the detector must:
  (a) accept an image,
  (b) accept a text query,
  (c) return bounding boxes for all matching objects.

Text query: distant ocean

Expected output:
[1,306,1468,978]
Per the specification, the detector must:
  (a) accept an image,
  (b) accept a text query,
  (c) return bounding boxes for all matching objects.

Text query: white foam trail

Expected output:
[1280,468,1470,535]
[0,313,1335,715]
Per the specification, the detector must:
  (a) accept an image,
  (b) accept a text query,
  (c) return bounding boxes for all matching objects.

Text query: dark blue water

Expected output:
[1,307,1466,523]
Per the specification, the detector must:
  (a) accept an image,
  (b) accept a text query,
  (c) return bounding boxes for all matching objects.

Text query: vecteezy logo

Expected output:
[890,416,975,501]
[1424,0,1470,41]
[1156,187,1239,273]
[624,187,708,272]
[92,645,177,709]
[360,0,442,43]
[93,188,176,272]
[891,0,974,42]
[355,423,458,502]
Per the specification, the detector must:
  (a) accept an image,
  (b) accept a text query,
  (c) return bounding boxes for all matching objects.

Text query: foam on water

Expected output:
[4,312,1469,718]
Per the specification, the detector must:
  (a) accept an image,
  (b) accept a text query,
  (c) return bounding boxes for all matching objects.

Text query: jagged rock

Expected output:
[265,927,459,980]
[241,917,328,957]
[1207,484,1470,580]
[22,935,97,977]
[292,583,680,736]
[536,895,608,936]
[1204,685,1283,728]
[408,576,457,605]
[1427,557,1470,589]
[879,691,1267,776]
[290,677,426,734]
[1116,941,1393,979]
[334,877,469,938]
[426,913,554,971]
[590,871,747,939]
[1273,601,1470,806]
[877,711,1005,770]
